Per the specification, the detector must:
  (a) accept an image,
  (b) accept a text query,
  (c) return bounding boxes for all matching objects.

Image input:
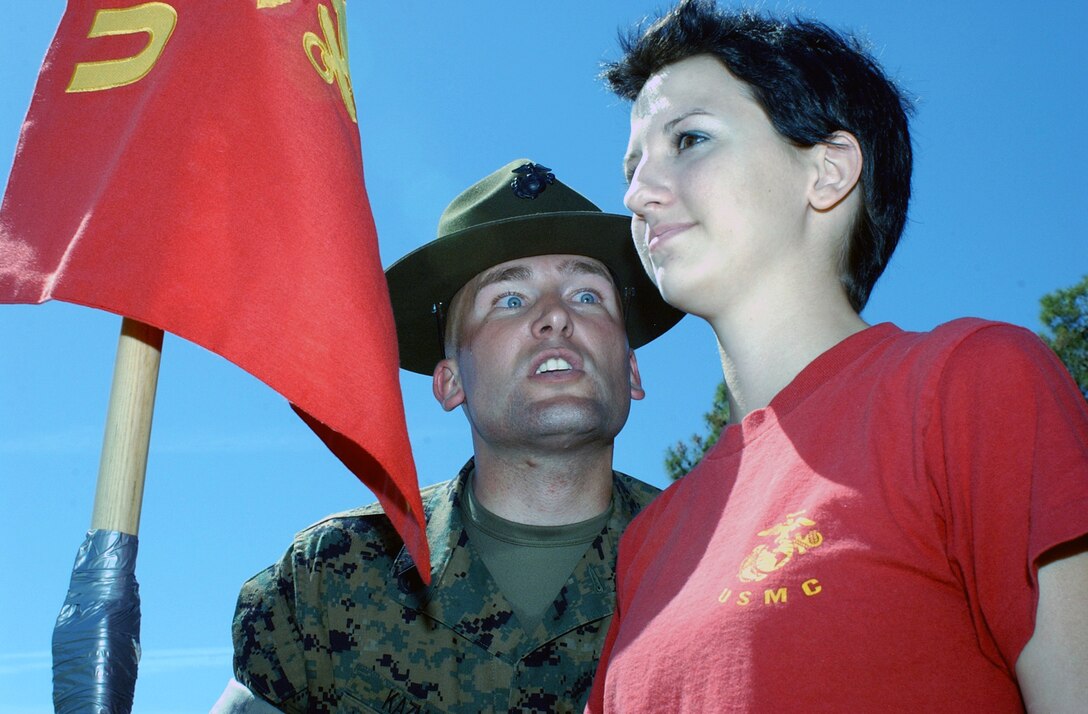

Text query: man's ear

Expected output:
[432,359,465,412]
[809,130,863,211]
[628,350,646,401]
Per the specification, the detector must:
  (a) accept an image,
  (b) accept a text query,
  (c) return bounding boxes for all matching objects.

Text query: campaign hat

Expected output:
[385,159,684,375]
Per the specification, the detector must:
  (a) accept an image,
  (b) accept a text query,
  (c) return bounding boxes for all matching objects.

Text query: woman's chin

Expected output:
[657,284,702,318]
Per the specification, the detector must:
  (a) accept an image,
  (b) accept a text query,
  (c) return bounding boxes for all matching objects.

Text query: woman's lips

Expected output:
[647,222,693,252]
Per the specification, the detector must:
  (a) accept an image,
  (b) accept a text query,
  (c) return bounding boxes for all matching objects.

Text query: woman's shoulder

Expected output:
[891,317,1037,351]
[924,318,1060,374]
[931,317,1041,345]
[877,317,1053,378]
[901,318,1083,419]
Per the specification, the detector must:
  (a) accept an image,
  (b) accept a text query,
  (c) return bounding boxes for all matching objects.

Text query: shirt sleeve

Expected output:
[927,322,1088,672]
[232,544,311,713]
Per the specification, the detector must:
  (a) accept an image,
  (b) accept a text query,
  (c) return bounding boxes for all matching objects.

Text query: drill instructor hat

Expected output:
[385,159,684,375]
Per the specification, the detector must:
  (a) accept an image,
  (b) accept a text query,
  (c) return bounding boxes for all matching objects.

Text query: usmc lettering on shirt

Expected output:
[719,510,825,607]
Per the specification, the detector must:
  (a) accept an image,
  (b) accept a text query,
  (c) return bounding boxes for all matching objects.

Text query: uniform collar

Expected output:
[390,458,630,663]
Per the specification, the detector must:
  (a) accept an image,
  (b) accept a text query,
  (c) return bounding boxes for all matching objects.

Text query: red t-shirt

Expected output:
[588,320,1088,712]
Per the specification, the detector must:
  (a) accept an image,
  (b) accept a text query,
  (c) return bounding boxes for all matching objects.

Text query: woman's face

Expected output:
[623,54,815,320]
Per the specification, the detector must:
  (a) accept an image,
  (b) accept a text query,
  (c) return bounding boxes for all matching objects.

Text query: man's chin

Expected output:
[519,400,627,442]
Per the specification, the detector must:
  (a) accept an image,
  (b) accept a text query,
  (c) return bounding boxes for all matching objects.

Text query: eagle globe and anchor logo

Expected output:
[719,511,826,607]
[739,510,825,582]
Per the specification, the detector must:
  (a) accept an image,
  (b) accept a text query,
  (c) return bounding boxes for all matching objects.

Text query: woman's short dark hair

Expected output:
[603,0,914,311]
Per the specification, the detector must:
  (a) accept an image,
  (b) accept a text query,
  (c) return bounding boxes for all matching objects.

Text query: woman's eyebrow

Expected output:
[663,108,711,134]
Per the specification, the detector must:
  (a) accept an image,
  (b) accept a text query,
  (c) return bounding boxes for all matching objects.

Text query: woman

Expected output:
[586,1,1088,711]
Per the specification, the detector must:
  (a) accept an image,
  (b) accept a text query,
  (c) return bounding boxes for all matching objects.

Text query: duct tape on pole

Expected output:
[53,318,163,714]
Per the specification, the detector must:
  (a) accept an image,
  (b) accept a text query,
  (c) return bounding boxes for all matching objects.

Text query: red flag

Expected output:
[0,0,429,577]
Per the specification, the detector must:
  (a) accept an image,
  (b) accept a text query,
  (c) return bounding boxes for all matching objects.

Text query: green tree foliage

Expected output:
[664,380,730,480]
[1039,274,1088,400]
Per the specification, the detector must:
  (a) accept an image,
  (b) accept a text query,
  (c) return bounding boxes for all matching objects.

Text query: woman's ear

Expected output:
[432,359,465,412]
[809,130,863,211]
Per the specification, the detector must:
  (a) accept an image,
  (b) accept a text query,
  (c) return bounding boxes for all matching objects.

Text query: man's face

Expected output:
[434,254,643,453]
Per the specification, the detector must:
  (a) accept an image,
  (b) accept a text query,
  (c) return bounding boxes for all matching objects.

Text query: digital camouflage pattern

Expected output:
[233,459,660,713]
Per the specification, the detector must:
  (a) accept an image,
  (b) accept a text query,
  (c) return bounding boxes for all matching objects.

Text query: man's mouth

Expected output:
[535,357,573,374]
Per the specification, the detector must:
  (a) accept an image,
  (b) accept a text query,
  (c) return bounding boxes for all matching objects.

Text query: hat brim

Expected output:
[385,211,684,375]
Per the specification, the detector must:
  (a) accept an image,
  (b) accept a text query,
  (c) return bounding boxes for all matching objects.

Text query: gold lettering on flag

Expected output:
[303,0,357,123]
[66,2,178,93]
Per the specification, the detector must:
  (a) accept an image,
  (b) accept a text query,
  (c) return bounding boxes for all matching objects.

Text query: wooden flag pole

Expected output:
[53,317,163,712]
[90,317,164,535]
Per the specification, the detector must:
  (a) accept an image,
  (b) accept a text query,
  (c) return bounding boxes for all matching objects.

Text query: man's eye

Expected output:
[573,290,600,304]
[496,294,524,308]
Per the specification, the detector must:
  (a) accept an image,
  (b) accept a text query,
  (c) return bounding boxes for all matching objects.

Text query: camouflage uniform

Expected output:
[233,459,660,713]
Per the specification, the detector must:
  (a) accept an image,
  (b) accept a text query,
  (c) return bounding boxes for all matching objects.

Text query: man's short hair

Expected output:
[603,0,914,311]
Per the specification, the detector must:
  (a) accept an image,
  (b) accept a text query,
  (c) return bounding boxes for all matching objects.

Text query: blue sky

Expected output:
[1,1,1085,711]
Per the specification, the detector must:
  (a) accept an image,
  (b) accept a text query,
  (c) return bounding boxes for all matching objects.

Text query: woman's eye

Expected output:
[496,294,524,308]
[573,290,600,305]
[677,132,705,150]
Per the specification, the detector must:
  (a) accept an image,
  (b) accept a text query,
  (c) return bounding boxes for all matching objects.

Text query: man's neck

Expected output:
[469,446,615,526]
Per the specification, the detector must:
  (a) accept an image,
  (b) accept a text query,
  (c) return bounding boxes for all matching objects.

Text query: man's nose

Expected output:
[532,294,573,338]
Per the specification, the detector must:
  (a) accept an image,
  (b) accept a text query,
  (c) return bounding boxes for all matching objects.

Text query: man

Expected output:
[213,159,683,713]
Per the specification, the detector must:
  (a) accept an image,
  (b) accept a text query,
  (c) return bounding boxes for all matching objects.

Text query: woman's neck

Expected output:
[711,288,868,422]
